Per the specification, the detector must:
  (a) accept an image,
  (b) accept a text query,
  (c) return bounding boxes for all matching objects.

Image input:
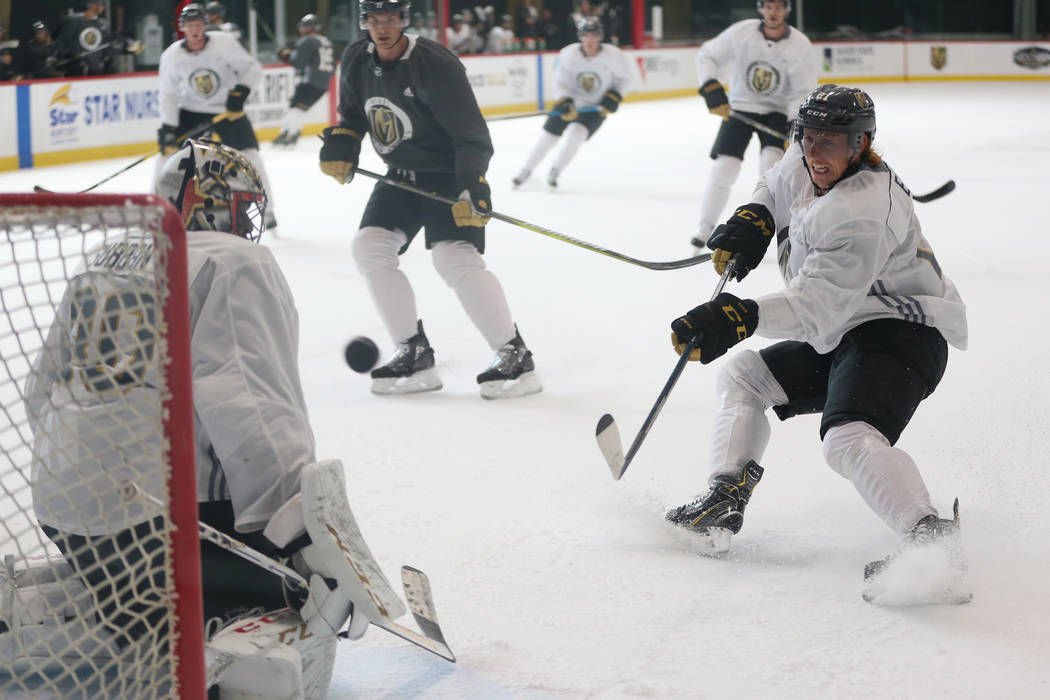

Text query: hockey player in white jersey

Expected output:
[15,141,399,695]
[691,0,816,251]
[156,3,278,229]
[665,85,970,604]
[512,17,633,189]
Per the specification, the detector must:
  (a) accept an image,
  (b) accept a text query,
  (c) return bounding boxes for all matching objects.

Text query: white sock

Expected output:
[351,226,419,343]
[432,240,515,349]
[697,155,742,233]
[521,130,560,173]
[280,106,307,138]
[550,123,589,173]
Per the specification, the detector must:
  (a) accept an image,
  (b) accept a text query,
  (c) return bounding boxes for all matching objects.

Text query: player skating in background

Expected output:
[690,0,816,251]
[512,17,633,189]
[156,3,278,230]
[15,141,400,697]
[665,85,970,603]
[274,14,335,147]
[319,0,541,399]
[204,1,243,43]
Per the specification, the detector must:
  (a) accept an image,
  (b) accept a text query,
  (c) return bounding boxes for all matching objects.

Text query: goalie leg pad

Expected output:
[207,608,336,700]
[298,461,407,634]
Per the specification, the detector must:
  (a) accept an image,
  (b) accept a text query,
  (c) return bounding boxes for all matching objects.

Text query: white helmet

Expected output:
[155,139,267,241]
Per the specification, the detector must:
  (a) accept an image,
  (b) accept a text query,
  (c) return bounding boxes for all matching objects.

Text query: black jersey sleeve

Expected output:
[335,41,371,139]
[412,43,493,180]
[291,36,316,72]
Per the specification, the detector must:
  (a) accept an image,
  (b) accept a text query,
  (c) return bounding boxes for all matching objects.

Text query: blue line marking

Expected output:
[16,84,32,169]
[536,53,544,111]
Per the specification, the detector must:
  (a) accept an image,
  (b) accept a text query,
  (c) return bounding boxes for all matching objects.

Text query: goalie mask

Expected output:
[155,139,267,241]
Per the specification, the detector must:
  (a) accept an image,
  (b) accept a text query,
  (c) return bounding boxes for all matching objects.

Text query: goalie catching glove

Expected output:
[699,79,729,120]
[707,203,776,281]
[318,126,362,185]
[262,460,406,641]
[451,174,492,227]
[671,293,758,364]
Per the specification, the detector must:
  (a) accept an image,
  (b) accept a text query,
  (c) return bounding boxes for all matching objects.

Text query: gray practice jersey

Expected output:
[338,34,492,179]
[290,33,335,91]
[158,31,262,122]
[28,231,315,536]
[696,19,817,117]
[751,143,967,354]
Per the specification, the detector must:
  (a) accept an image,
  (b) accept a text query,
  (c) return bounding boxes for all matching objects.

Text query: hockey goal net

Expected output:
[0,193,204,698]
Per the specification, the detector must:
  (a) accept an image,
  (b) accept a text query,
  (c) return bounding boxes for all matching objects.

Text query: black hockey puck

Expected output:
[344,336,379,373]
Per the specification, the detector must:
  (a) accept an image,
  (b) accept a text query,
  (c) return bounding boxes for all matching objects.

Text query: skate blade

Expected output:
[479,371,543,400]
[861,545,972,606]
[371,369,443,395]
[670,525,732,556]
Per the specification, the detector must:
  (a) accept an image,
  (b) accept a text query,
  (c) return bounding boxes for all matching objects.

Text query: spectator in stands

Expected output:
[486,14,516,53]
[18,21,60,79]
[447,13,476,55]
[0,21,17,81]
[517,0,540,41]
[539,8,564,50]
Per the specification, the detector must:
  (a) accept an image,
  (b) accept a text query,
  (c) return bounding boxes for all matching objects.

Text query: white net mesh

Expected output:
[0,196,200,699]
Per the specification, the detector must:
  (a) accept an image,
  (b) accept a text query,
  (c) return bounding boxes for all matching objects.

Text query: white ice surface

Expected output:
[3,82,1049,699]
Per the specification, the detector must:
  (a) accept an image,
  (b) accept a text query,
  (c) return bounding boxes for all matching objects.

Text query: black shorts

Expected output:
[359,169,486,254]
[542,109,606,138]
[178,108,259,150]
[290,83,327,110]
[709,110,786,160]
[758,318,949,445]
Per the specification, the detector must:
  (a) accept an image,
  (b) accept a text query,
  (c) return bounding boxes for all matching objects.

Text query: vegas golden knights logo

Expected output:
[190,69,219,97]
[930,46,947,70]
[854,91,871,109]
[369,106,402,148]
[750,67,773,92]
[577,73,599,94]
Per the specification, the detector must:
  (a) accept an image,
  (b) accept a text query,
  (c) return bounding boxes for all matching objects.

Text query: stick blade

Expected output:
[596,413,627,480]
[913,180,955,203]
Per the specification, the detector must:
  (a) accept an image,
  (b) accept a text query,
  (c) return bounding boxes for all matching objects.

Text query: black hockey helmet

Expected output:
[179,3,208,27]
[205,1,227,19]
[577,16,603,38]
[756,0,791,11]
[795,84,876,152]
[32,20,48,33]
[298,13,322,31]
[359,0,411,30]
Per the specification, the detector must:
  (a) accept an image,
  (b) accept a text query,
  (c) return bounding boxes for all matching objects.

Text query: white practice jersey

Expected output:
[28,231,315,536]
[553,43,634,109]
[750,143,968,354]
[158,31,262,124]
[696,19,816,117]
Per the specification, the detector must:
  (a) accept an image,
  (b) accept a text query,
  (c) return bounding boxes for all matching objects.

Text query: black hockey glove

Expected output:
[707,203,776,281]
[318,126,362,185]
[598,89,622,117]
[225,83,251,114]
[277,47,292,61]
[699,79,729,120]
[671,293,758,364]
[157,124,179,156]
[551,97,578,122]
[452,174,492,227]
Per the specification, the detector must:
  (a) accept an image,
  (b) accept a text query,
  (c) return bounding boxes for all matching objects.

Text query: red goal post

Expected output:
[0,193,205,698]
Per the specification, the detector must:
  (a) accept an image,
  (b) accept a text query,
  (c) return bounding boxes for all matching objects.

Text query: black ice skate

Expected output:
[547,168,559,189]
[862,499,972,606]
[371,320,443,395]
[476,327,542,400]
[665,461,764,555]
[272,131,290,146]
[512,169,531,188]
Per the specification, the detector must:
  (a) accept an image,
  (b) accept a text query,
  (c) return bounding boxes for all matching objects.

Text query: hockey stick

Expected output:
[487,106,602,121]
[33,112,233,195]
[728,111,955,204]
[596,257,740,480]
[125,483,455,662]
[353,167,711,271]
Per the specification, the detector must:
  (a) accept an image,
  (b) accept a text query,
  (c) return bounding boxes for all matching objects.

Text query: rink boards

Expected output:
[1,40,1048,172]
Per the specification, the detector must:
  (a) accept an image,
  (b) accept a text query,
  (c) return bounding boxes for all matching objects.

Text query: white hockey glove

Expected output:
[263,460,406,640]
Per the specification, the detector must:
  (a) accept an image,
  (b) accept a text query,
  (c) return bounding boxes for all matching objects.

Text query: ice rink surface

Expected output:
[3,81,1049,698]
